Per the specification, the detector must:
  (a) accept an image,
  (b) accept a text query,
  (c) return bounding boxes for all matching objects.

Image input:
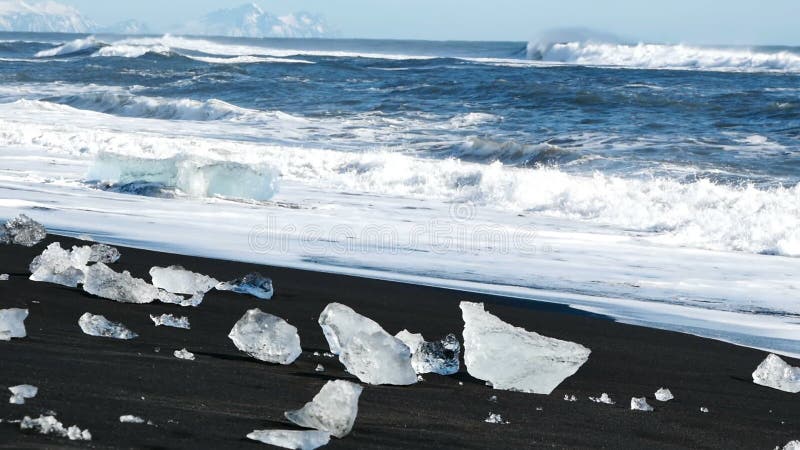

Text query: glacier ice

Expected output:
[655,387,674,402]
[8,384,38,405]
[285,380,363,438]
[589,393,615,405]
[460,301,591,394]
[752,354,800,393]
[0,274,9,281]
[119,415,145,424]
[20,415,91,441]
[216,272,274,299]
[228,308,301,364]
[1,214,46,247]
[83,263,160,304]
[247,430,330,450]
[89,243,121,264]
[78,313,138,339]
[0,308,28,341]
[484,413,508,424]
[150,313,190,329]
[630,397,653,412]
[395,329,460,375]
[174,348,196,360]
[29,242,91,287]
[319,303,417,385]
[150,265,218,307]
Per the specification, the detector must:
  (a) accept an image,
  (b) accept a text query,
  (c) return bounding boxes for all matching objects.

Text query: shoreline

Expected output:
[1,235,798,448]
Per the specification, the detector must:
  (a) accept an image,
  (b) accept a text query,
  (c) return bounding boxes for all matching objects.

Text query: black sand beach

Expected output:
[0,236,797,449]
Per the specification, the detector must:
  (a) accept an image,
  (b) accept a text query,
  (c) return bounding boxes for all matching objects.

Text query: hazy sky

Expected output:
[60,0,800,45]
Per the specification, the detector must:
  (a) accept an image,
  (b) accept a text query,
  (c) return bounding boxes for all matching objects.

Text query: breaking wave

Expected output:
[34,36,102,57]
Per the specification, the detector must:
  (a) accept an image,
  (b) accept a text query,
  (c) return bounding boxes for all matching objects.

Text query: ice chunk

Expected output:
[0,308,28,341]
[319,303,417,385]
[89,244,121,264]
[782,441,800,450]
[315,364,325,372]
[564,394,577,402]
[589,393,615,404]
[83,263,160,304]
[247,430,330,450]
[78,313,138,339]
[119,415,145,424]
[655,388,674,402]
[150,313,190,329]
[150,265,218,294]
[1,214,46,247]
[20,415,91,441]
[396,329,460,375]
[174,348,195,360]
[228,308,301,364]
[460,302,591,394]
[216,272,274,299]
[630,397,653,412]
[700,407,709,413]
[9,385,38,405]
[285,380,362,438]
[752,354,800,393]
[484,413,508,424]
[0,274,8,281]
[29,242,91,287]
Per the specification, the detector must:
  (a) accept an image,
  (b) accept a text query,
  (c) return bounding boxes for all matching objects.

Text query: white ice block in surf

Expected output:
[752,354,800,393]
[78,313,138,340]
[460,301,590,394]
[247,430,330,450]
[1,214,46,247]
[228,308,301,364]
[0,308,28,341]
[319,303,417,385]
[285,380,362,438]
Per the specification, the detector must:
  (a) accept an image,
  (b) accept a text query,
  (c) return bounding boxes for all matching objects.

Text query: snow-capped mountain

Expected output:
[0,0,95,33]
[99,19,150,35]
[180,3,336,38]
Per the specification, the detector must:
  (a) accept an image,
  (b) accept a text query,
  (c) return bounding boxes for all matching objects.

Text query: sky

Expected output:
[59,0,800,45]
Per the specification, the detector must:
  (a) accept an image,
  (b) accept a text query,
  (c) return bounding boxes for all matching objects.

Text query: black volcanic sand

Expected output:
[0,236,797,449]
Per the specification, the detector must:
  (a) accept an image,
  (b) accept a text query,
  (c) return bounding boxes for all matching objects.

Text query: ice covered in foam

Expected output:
[752,354,800,393]
[228,309,301,364]
[285,380,363,438]
[460,301,590,394]
[78,312,138,339]
[1,214,46,247]
[247,430,330,450]
[319,303,417,386]
[0,308,28,341]
[29,242,91,287]
[395,330,460,375]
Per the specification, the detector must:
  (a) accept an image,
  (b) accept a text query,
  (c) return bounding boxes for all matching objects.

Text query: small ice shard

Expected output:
[589,393,615,405]
[29,242,91,287]
[315,364,325,372]
[83,263,159,304]
[630,397,653,412]
[484,413,508,424]
[174,348,195,360]
[9,385,38,405]
[150,313,190,329]
[150,266,218,307]
[700,407,709,413]
[0,274,8,281]
[319,303,417,385]
[752,354,800,393]
[77,234,94,242]
[1,214,46,247]
[89,243,121,264]
[216,272,274,299]
[488,395,498,403]
[20,415,91,441]
[285,380,363,438]
[157,289,203,307]
[78,313,138,339]
[655,388,674,402]
[228,308,301,364]
[460,301,591,394]
[395,329,460,375]
[564,394,577,402]
[0,308,28,341]
[119,415,145,424]
[247,430,330,450]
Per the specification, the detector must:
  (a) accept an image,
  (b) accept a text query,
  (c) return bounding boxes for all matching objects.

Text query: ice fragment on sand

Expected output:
[285,380,362,438]
[228,308,301,364]
[700,407,709,413]
[78,313,138,339]
[247,430,330,450]
[315,364,325,372]
[20,415,91,441]
[8,385,37,405]
[150,313,190,329]
[395,329,460,375]
[781,441,800,450]
[655,388,674,402]
[89,244,121,264]
[174,348,195,360]
[0,308,28,341]
[29,242,91,287]
[564,394,577,402]
[83,263,161,304]
[460,301,591,394]
[216,272,274,299]
[630,397,653,412]
[589,393,615,404]
[150,265,218,306]
[484,413,508,424]
[319,303,416,385]
[1,214,46,247]
[0,274,8,281]
[752,354,800,393]
[119,415,145,424]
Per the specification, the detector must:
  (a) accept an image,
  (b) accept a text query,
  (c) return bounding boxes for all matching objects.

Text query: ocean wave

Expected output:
[34,36,103,58]
[527,41,800,72]
[186,55,313,65]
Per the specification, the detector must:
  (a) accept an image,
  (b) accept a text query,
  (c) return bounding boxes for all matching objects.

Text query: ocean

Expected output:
[0,32,798,355]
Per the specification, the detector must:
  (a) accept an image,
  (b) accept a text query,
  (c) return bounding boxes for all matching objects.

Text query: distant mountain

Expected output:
[0,0,95,33]
[179,2,336,38]
[99,19,150,35]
